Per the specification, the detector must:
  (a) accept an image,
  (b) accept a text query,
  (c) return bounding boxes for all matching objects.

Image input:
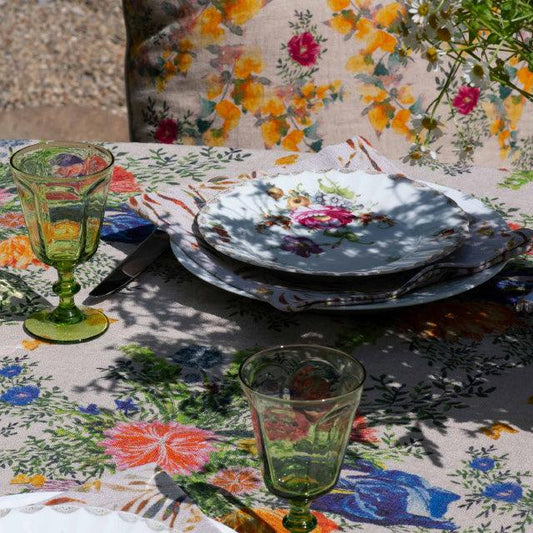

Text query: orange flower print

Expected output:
[100,421,216,475]
[196,6,225,44]
[221,507,339,533]
[480,422,519,440]
[0,212,25,228]
[224,0,263,26]
[399,301,517,342]
[0,235,44,269]
[210,467,262,494]
[281,130,304,151]
[110,166,142,194]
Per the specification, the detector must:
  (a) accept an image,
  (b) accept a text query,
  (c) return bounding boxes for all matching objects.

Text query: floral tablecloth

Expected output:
[0,138,532,532]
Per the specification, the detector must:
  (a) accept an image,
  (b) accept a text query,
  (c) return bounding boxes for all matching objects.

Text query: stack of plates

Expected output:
[169,169,513,311]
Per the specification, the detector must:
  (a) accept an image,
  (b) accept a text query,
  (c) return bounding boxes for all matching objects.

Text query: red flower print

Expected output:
[110,166,142,193]
[210,467,262,494]
[100,421,216,475]
[349,412,379,444]
[452,86,480,115]
[292,205,354,230]
[56,155,109,177]
[154,118,179,144]
[289,364,331,400]
[288,32,320,66]
[263,407,310,441]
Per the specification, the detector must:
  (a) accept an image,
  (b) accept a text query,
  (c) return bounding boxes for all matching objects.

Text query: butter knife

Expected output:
[89,229,170,297]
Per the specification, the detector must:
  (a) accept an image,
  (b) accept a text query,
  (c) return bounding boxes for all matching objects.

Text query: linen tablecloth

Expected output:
[0,138,532,532]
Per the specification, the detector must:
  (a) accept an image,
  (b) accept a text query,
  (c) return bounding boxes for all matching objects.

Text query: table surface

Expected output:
[1,138,532,532]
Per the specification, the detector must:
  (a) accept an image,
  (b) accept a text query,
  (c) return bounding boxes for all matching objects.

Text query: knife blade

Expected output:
[89,229,170,297]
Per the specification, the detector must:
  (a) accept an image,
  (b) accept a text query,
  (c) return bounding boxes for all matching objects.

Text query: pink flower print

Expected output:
[452,86,480,115]
[0,188,15,206]
[100,421,216,475]
[288,32,320,67]
[292,205,355,230]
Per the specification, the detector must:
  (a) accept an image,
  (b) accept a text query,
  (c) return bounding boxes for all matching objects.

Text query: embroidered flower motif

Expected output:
[280,235,323,258]
[0,235,45,269]
[78,403,100,415]
[483,482,523,503]
[210,467,262,494]
[288,32,321,66]
[0,213,25,228]
[0,188,15,206]
[350,412,380,444]
[314,464,460,529]
[172,344,224,369]
[452,86,480,115]
[0,365,23,379]
[115,398,139,415]
[154,118,179,144]
[55,155,109,177]
[110,166,141,193]
[100,421,216,475]
[263,407,310,441]
[469,457,495,472]
[0,385,40,406]
[292,205,354,230]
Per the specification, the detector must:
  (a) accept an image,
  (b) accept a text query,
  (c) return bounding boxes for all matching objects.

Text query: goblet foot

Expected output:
[24,307,109,343]
[282,502,318,532]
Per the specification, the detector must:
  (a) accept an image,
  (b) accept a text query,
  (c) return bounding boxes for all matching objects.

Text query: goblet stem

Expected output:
[50,266,84,324]
[283,500,317,532]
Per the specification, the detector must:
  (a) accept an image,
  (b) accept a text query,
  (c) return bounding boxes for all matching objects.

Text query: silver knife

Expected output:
[89,229,170,297]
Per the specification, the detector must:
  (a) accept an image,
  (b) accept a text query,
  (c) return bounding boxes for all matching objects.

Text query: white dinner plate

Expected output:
[0,492,235,532]
[197,169,468,276]
[171,182,508,311]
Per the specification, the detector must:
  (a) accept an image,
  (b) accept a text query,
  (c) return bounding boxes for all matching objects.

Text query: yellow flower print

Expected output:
[10,473,46,487]
[22,339,49,350]
[176,39,193,74]
[503,96,524,131]
[364,27,397,54]
[301,83,316,98]
[368,103,392,134]
[238,80,264,113]
[346,53,373,74]
[517,66,533,93]
[355,17,374,39]
[480,423,518,440]
[330,12,357,35]
[392,109,412,138]
[224,0,263,26]
[281,130,304,151]
[397,85,415,105]
[234,51,263,79]
[359,85,388,104]
[327,0,350,11]
[216,100,241,132]
[196,6,225,44]
[275,154,299,166]
[236,438,257,455]
[261,118,289,148]
[203,129,227,146]
[261,97,285,117]
[206,74,224,100]
[374,2,404,28]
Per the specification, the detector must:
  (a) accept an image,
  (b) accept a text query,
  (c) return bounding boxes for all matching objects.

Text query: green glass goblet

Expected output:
[239,344,366,532]
[10,141,114,343]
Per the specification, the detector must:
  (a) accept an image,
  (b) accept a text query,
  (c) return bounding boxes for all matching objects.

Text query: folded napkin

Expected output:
[129,137,532,312]
[37,464,228,532]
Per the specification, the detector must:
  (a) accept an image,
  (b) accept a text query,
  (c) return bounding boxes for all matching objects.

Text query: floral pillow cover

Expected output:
[123,0,533,171]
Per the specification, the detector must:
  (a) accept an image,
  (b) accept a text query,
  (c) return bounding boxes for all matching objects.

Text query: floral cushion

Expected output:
[123,0,533,170]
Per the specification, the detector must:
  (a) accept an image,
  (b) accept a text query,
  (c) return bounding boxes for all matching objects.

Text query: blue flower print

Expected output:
[101,206,156,243]
[0,385,40,406]
[0,365,23,379]
[78,403,100,415]
[483,482,523,503]
[313,465,460,530]
[469,457,495,472]
[115,398,139,416]
[172,345,223,370]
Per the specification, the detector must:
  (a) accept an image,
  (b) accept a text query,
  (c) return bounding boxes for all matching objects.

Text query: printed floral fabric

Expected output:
[1,138,533,532]
[123,0,533,172]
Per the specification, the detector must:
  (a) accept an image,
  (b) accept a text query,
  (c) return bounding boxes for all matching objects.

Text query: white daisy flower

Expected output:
[463,59,490,89]
[408,0,432,25]
[412,114,444,140]
[422,45,446,71]
[402,143,438,165]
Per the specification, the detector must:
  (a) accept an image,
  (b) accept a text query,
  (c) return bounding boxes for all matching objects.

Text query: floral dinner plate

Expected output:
[197,169,469,276]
